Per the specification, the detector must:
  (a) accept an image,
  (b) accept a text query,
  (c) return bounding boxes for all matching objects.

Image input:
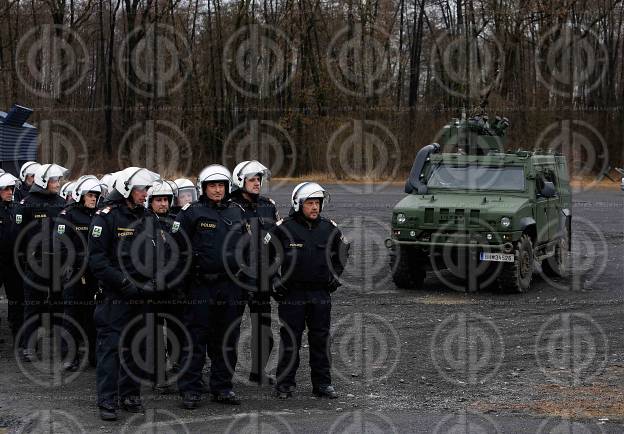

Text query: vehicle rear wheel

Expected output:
[391,245,426,290]
[498,234,534,293]
[542,234,569,278]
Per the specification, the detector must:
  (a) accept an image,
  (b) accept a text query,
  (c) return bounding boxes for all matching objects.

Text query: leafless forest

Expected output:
[0,0,622,179]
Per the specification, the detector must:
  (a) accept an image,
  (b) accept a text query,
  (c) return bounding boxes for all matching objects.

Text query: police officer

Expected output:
[14,164,68,362]
[59,181,76,204]
[271,182,349,399]
[171,178,197,218]
[88,167,161,421]
[172,165,248,409]
[56,176,102,370]
[230,160,278,385]
[146,180,178,225]
[97,173,113,208]
[0,172,23,349]
[13,161,41,202]
[145,180,186,391]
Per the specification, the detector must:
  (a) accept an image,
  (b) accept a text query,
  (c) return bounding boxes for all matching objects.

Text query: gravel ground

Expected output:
[0,183,623,433]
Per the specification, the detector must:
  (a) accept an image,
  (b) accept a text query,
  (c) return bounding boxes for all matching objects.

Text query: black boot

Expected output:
[121,396,144,413]
[274,388,293,399]
[211,391,241,405]
[63,356,80,372]
[99,403,118,421]
[313,385,338,399]
[182,392,202,410]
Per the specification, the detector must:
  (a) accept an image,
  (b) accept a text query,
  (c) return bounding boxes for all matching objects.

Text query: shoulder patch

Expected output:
[182,203,191,211]
[92,225,102,238]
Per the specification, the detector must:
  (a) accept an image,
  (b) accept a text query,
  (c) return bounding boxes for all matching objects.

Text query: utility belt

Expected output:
[285,281,331,291]
[194,271,229,284]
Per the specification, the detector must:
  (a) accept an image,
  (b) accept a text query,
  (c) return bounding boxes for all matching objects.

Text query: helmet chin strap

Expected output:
[242,188,260,200]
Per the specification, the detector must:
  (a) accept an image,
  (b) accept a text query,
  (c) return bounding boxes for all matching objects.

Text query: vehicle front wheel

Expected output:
[498,234,534,293]
[542,234,569,278]
[390,245,426,290]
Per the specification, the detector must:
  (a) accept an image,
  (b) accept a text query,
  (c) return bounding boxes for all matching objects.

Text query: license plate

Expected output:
[480,252,515,262]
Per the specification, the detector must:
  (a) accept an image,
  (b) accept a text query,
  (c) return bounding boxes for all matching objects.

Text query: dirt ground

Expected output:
[0,183,623,433]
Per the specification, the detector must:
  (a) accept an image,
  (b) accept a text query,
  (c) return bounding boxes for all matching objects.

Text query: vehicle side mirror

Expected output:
[541,181,556,198]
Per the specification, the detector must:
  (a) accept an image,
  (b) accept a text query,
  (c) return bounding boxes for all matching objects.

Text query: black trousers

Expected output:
[62,279,97,365]
[21,270,63,352]
[247,290,274,378]
[275,288,332,392]
[178,279,245,395]
[153,296,187,385]
[0,264,23,346]
[93,296,145,407]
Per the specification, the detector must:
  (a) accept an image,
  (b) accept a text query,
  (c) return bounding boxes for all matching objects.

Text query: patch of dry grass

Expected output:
[471,365,624,421]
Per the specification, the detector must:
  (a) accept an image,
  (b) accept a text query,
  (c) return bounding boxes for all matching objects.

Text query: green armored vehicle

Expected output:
[387,114,571,292]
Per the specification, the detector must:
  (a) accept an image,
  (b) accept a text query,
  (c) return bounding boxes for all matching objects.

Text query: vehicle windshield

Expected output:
[427,164,526,191]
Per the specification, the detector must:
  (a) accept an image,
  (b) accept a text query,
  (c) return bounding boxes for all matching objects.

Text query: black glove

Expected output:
[61,267,74,283]
[271,280,288,302]
[174,287,186,300]
[119,279,159,298]
[119,279,141,298]
[328,278,342,293]
[141,280,157,294]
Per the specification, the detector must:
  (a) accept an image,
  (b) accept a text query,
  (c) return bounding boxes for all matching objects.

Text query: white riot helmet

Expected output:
[72,175,102,202]
[146,180,177,207]
[114,167,161,198]
[0,172,18,189]
[34,164,68,189]
[232,160,271,191]
[291,182,330,212]
[60,181,76,199]
[174,178,198,205]
[197,165,232,193]
[99,173,113,190]
[20,161,41,182]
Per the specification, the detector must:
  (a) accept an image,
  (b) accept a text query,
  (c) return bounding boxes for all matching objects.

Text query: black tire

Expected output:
[498,234,534,293]
[391,245,426,290]
[542,234,569,278]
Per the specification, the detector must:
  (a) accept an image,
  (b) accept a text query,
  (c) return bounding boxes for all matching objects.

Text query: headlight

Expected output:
[501,217,511,228]
[397,213,407,224]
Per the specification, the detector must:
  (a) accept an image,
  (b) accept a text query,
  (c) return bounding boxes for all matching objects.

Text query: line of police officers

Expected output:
[0,160,350,421]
